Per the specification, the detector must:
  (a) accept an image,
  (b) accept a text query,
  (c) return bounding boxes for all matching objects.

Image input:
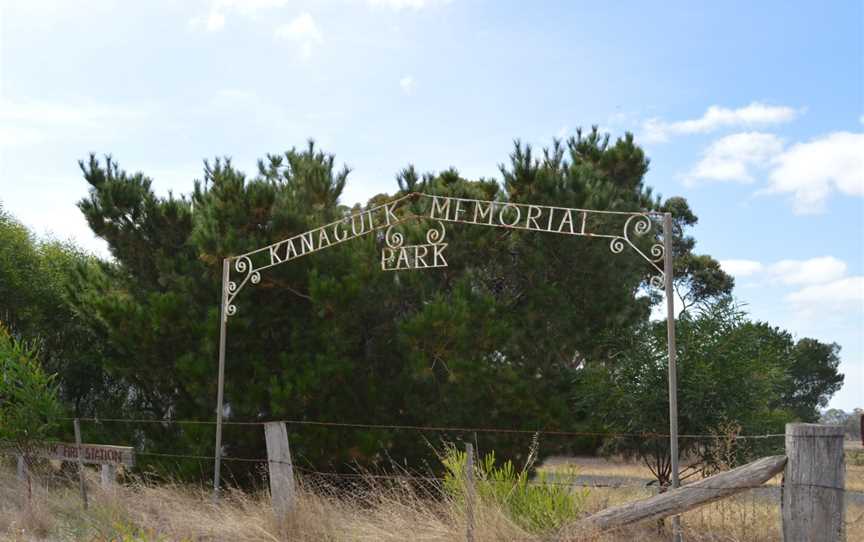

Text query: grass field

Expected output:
[846,441,864,492]
[2,456,863,542]
[540,446,864,492]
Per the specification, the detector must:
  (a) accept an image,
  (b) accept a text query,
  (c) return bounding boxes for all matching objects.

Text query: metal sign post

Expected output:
[212,258,230,497]
[210,193,679,501]
[663,213,681,541]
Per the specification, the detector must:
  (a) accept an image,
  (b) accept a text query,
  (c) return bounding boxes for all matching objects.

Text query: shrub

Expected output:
[441,443,588,533]
[0,323,63,456]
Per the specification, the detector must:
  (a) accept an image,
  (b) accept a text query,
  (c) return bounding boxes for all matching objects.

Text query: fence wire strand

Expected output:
[62,416,793,440]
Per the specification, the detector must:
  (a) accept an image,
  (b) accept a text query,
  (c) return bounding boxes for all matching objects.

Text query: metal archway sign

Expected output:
[212,192,680,503]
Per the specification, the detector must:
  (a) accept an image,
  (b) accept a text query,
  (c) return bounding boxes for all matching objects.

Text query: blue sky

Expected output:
[1,0,862,409]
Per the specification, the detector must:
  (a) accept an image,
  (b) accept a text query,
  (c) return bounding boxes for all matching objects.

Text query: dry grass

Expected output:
[846,442,864,492]
[1,462,863,542]
[567,486,785,541]
[541,453,864,492]
[540,456,655,480]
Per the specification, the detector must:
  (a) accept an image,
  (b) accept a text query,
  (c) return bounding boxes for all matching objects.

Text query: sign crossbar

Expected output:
[223,193,667,317]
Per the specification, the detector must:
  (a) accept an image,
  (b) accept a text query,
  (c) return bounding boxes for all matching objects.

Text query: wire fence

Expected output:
[4,416,861,542]
[60,415,795,439]
[28,415,829,494]
[5,416,859,497]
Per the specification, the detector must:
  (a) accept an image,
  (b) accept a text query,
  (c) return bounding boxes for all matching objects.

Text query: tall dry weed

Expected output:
[2,460,861,541]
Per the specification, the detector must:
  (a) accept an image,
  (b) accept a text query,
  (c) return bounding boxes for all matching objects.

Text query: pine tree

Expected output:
[69,135,736,480]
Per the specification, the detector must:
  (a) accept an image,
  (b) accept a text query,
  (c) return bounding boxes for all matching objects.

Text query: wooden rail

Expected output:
[573,455,787,534]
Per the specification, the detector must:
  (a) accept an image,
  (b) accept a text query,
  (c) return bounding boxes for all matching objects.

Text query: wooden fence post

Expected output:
[16,455,26,482]
[264,422,296,519]
[101,464,117,490]
[465,442,475,542]
[73,418,88,510]
[783,423,845,542]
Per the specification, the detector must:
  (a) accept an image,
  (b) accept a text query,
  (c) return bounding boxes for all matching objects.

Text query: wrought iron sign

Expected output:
[213,192,680,511]
[224,193,665,317]
[381,220,448,271]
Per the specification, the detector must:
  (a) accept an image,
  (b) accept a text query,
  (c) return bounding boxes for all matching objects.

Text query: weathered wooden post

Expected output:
[16,455,26,482]
[464,442,475,542]
[783,423,845,542]
[264,422,296,518]
[16,453,32,505]
[73,418,88,509]
[101,464,117,490]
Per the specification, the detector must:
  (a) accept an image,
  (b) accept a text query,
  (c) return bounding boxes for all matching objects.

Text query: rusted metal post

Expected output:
[213,258,230,499]
[662,213,681,541]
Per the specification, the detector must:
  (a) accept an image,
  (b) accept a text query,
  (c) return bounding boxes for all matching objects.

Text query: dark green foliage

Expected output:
[0,130,842,485]
[71,133,713,480]
[0,324,63,453]
[778,336,844,422]
[578,298,843,485]
[0,206,110,420]
[660,196,735,313]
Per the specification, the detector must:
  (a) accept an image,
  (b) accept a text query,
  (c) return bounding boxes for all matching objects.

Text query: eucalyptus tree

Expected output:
[0,205,109,419]
[0,325,63,501]
[578,298,843,486]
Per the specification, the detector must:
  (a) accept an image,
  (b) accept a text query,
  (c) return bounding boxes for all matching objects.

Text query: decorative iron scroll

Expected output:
[223,193,666,317]
[381,221,448,271]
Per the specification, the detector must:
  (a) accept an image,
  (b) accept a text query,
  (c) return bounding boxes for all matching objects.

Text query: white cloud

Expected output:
[210,88,259,104]
[786,276,864,316]
[0,99,142,124]
[205,88,293,128]
[685,130,864,213]
[722,256,848,286]
[399,76,417,95]
[367,0,443,9]
[189,0,289,32]
[0,99,146,148]
[189,10,226,31]
[770,257,848,285]
[642,102,799,143]
[723,257,861,324]
[720,259,763,277]
[206,11,226,31]
[0,126,44,147]
[218,0,290,15]
[686,132,783,183]
[641,119,671,144]
[766,131,864,214]
[275,13,323,60]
